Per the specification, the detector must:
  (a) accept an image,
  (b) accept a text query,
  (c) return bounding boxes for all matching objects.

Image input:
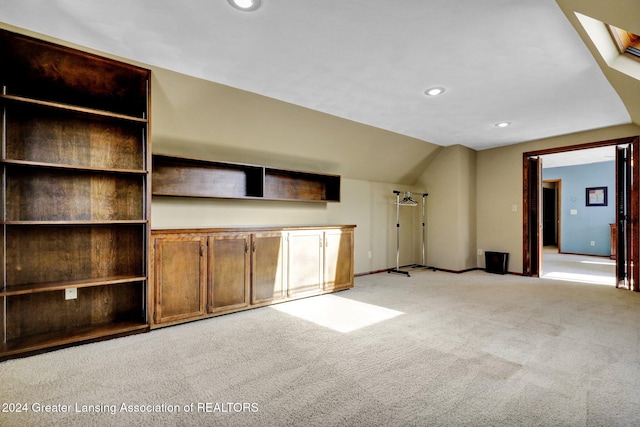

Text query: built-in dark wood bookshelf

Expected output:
[0,29,150,360]
[152,154,341,203]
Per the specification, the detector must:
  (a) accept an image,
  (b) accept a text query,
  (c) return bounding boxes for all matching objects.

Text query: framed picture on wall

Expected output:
[586,186,607,206]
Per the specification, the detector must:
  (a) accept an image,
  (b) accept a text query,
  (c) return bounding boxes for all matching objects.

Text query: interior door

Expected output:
[616,144,634,289]
[542,186,557,246]
[525,156,542,276]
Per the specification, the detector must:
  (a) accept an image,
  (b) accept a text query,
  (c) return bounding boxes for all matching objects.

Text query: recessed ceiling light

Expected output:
[494,121,511,128]
[424,87,445,96]
[228,0,261,11]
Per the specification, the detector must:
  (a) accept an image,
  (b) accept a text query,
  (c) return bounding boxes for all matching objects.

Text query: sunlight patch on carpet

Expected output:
[271,294,404,333]
[541,271,615,286]
[580,259,615,266]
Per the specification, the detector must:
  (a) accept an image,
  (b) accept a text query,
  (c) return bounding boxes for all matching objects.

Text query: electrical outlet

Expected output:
[65,288,77,300]
[368,251,372,259]
[590,241,596,246]
[512,205,518,212]
[477,249,484,256]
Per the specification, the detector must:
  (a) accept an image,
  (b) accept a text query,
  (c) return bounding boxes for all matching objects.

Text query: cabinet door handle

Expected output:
[245,241,249,253]
[252,241,256,253]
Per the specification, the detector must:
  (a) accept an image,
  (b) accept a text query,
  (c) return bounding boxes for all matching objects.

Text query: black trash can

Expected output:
[485,251,509,274]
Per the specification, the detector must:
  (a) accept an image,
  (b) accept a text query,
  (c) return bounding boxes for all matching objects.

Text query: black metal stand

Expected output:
[388,268,411,277]
[388,190,412,277]
[409,193,436,271]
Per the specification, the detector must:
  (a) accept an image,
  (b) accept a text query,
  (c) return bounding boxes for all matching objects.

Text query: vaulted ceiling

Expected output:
[1,0,637,153]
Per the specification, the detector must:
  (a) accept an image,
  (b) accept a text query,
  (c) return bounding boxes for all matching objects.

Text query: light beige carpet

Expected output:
[542,247,616,286]
[2,270,640,426]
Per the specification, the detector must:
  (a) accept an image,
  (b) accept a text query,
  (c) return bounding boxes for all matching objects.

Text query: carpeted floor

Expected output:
[1,269,640,426]
[542,247,616,286]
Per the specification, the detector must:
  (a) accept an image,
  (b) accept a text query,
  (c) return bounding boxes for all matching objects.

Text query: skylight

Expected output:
[575,12,640,81]
[608,25,640,61]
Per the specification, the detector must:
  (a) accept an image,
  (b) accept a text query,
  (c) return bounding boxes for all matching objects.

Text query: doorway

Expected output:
[542,180,560,248]
[523,137,639,291]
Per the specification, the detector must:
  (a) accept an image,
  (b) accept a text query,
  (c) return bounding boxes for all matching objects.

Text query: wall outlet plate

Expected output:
[65,288,78,300]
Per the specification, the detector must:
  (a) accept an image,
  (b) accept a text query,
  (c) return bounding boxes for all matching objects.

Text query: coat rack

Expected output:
[411,192,432,270]
[388,191,432,277]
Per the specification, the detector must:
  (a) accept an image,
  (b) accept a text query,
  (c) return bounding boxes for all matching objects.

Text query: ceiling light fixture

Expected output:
[424,87,445,96]
[227,0,261,11]
[494,121,511,128]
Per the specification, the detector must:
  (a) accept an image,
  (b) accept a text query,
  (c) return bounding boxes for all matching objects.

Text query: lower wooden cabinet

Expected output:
[324,228,355,292]
[209,233,250,314]
[251,232,287,304]
[150,225,355,328]
[153,235,207,324]
[288,230,324,297]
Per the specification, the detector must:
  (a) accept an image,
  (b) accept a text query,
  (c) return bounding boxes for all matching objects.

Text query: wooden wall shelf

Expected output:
[152,154,341,203]
[0,29,150,361]
[152,154,264,199]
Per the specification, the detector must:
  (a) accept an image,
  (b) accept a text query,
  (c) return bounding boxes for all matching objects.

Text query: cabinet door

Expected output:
[209,234,250,313]
[251,232,287,304]
[324,228,354,291]
[154,235,206,324]
[287,230,323,297]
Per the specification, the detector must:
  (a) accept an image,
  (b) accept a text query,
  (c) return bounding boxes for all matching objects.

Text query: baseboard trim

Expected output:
[356,266,523,277]
[434,267,481,274]
[355,268,390,277]
[558,250,611,259]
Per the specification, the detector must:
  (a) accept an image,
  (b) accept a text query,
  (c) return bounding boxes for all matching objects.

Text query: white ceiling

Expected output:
[0,0,632,150]
[541,145,616,168]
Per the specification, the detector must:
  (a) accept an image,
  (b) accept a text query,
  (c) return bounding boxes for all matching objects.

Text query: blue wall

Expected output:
[543,161,615,256]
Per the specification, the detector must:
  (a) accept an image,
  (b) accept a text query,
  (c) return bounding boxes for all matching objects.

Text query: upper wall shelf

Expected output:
[152,154,341,203]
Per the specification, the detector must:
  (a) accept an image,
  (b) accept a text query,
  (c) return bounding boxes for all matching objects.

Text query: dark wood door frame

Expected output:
[523,136,640,291]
